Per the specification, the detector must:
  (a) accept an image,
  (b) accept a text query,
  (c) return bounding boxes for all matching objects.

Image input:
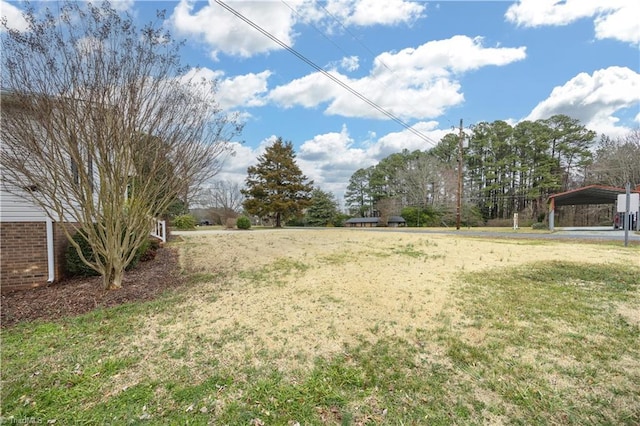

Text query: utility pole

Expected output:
[624,181,630,247]
[456,118,464,230]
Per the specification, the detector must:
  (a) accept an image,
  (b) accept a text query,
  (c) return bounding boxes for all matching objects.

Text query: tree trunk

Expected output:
[102,265,124,290]
[275,212,282,228]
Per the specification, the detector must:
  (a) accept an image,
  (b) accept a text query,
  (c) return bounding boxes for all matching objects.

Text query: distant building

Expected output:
[344,216,406,227]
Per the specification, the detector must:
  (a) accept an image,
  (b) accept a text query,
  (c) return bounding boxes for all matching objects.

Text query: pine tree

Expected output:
[344,167,373,217]
[306,188,339,226]
[242,138,313,227]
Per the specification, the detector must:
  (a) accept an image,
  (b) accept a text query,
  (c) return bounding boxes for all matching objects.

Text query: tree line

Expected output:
[345,115,640,225]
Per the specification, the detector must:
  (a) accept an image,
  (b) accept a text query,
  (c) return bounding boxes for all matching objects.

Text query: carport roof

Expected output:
[548,185,639,207]
[345,216,406,224]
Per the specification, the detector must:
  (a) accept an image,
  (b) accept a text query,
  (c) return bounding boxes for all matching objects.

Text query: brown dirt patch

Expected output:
[1,246,185,327]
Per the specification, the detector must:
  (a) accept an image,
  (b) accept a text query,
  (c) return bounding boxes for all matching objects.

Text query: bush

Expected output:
[172,214,196,230]
[236,216,251,230]
[65,230,100,277]
[532,222,548,230]
[66,227,156,277]
[226,217,236,229]
[139,238,160,262]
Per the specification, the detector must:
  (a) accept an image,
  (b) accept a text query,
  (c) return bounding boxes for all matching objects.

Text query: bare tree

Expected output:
[375,198,401,227]
[194,180,244,224]
[198,180,244,211]
[398,154,442,207]
[1,2,241,289]
[590,129,640,188]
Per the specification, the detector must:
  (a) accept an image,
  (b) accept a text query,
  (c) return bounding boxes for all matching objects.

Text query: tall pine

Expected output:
[242,138,313,227]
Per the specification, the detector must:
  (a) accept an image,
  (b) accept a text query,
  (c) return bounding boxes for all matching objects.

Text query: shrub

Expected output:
[139,238,160,262]
[226,217,236,229]
[236,216,251,230]
[66,227,155,277]
[333,214,349,227]
[172,214,196,230]
[532,222,548,230]
[65,230,100,277]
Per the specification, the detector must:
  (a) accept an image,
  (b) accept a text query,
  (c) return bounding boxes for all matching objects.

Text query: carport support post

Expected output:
[624,182,630,247]
[549,198,555,231]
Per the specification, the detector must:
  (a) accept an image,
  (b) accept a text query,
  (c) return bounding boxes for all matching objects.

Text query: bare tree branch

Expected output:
[1,1,242,289]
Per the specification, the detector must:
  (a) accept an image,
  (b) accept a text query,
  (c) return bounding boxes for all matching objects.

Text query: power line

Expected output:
[316,2,394,74]
[214,0,439,147]
[279,0,351,60]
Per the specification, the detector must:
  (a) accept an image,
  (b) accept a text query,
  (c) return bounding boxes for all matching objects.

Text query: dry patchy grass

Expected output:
[3,229,639,424]
[135,229,639,375]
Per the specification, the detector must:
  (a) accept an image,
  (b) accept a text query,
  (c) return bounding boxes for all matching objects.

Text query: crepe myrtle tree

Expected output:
[242,138,313,227]
[1,1,242,290]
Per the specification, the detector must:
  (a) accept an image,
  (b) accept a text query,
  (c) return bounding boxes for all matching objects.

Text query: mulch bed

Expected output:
[1,246,185,328]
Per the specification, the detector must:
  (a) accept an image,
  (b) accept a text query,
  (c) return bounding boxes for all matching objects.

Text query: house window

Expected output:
[70,150,93,192]
[87,152,94,192]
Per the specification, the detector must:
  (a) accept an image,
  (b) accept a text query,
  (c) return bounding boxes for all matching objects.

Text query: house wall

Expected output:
[1,221,48,291]
[0,221,72,292]
[0,189,49,222]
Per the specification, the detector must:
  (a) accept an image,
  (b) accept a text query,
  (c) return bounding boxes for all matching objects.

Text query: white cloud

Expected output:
[111,0,135,12]
[1,1,28,32]
[177,67,272,110]
[269,71,341,109]
[593,2,640,45]
[170,0,427,59]
[215,137,275,185]
[268,35,526,120]
[297,125,371,198]
[170,0,297,59]
[338,56,359,72]
[341,0,425,27]
[526,66,640,138]
[505,0,639,45]
[372,121,450,158]
[296,122,450,199]
[217,70,272,109]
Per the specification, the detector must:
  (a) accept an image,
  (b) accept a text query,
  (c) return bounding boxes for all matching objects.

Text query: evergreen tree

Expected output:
[242,138,313,227]
[344,167,373,217]
[542,114,595,190]
[306,188,339,226]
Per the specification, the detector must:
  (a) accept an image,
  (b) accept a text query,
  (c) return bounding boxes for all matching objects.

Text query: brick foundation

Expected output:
[0,222,73,292]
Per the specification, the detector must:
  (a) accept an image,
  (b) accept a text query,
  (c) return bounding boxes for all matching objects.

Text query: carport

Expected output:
[547,185,640,231]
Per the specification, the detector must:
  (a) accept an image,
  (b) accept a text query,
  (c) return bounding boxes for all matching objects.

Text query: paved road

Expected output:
[353,226,640,243]
[174,226,640,244]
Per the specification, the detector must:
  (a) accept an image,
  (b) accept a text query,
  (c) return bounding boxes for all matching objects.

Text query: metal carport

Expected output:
[547,185,640,231]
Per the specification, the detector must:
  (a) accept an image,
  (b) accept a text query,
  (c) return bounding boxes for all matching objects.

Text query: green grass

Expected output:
[238,257,310,287]
[452,261,640,424]
[2,260,639,424]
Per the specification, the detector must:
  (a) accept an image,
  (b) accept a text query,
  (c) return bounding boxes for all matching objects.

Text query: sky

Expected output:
[2,0,639,204]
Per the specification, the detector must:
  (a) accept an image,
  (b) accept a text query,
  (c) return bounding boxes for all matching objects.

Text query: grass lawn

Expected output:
[2,229,639,425]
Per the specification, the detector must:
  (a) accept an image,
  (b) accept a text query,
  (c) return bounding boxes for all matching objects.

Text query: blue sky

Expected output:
[3,0,639,204]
